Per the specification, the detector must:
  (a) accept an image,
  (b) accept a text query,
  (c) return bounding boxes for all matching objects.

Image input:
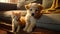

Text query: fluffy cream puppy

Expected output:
[23,3,43,32]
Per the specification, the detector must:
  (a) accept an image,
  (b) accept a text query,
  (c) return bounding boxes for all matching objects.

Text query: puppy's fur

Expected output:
[12,3,43,33]
[22,3,43,32]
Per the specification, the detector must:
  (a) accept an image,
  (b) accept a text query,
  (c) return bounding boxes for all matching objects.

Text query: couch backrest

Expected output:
[0,3,17,11]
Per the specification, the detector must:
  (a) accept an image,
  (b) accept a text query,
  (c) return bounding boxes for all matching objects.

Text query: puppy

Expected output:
[22,3,43,32]
[12,3,43,33]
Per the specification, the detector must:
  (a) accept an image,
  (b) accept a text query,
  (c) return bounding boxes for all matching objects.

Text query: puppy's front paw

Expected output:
[23,28,27,31]
[27,29,32,33]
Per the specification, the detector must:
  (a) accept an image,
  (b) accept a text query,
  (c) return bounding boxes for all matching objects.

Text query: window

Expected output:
[0,0,10,3]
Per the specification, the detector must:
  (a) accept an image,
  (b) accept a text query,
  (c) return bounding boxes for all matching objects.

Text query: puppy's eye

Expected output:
[30,9,32,11]
[35,9,38,11]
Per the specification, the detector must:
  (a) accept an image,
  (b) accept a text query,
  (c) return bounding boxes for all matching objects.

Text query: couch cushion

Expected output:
[37,14,60,24]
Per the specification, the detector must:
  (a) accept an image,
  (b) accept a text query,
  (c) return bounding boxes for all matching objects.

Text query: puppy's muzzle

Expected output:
[31,13,34,16]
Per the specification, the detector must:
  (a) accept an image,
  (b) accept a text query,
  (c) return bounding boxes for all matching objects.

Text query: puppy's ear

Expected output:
[25,5,30,9]
[38,4,43,11]
[34,4,43,19]
[25,3,31,9]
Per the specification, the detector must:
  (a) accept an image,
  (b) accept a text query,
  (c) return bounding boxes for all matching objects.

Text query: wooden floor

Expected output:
[0,27,60,34]
[0,29,7,34]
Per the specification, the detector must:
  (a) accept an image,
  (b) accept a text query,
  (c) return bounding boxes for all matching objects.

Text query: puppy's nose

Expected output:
[32,13,34,16]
